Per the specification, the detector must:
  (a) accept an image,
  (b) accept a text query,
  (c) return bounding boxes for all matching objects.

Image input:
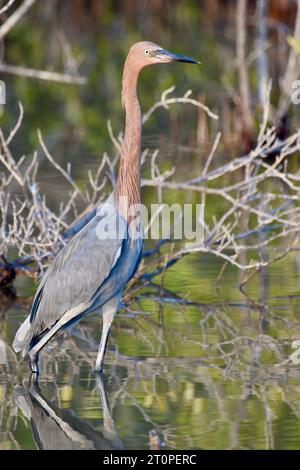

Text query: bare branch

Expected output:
[0,0,38,40]
[0,62,87,85]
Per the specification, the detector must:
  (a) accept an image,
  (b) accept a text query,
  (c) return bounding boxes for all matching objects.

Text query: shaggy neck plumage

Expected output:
[115,59,142,218]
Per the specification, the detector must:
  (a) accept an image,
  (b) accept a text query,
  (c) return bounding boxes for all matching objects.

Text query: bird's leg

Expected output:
[95,318,113,372]
[95,373,123,448]
[27,309,84,375]
[29,352,40,374]
[95,374,112,421]
[95,302,117,372]
[28,370,40,388]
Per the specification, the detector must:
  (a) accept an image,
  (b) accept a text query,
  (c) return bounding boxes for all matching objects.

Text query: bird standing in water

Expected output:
[13,41,198,373]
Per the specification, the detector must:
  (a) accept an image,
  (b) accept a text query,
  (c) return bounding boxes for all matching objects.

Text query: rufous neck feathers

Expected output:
[115,59,142,219]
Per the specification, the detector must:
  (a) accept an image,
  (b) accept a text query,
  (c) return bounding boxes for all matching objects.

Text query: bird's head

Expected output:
[126,41,200,69]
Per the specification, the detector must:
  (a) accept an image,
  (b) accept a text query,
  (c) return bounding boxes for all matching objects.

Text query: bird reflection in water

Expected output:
[0,289,17,366]
[14,375,123,450]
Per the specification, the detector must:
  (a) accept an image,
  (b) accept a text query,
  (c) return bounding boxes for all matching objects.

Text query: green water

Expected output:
[1,252,300,450]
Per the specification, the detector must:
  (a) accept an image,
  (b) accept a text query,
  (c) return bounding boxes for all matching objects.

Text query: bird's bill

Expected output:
[154,49,200,64]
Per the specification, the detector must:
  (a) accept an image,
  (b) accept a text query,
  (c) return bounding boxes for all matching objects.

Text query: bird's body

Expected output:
[13,194,143,371]
[13,41,198,373]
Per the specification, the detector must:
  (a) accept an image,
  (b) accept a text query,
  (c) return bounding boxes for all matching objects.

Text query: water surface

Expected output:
[1,251,300,450]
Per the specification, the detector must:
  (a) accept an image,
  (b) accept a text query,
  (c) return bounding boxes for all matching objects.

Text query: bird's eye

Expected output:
[144,49,150,55]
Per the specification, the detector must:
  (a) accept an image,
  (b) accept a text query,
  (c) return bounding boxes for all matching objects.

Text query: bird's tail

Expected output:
[12,316,31,357]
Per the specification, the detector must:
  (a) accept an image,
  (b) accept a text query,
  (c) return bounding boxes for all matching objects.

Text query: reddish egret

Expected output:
[13,41,198,373]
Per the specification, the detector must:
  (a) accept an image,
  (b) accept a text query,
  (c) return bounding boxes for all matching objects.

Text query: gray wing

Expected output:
[29,198,127,341]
